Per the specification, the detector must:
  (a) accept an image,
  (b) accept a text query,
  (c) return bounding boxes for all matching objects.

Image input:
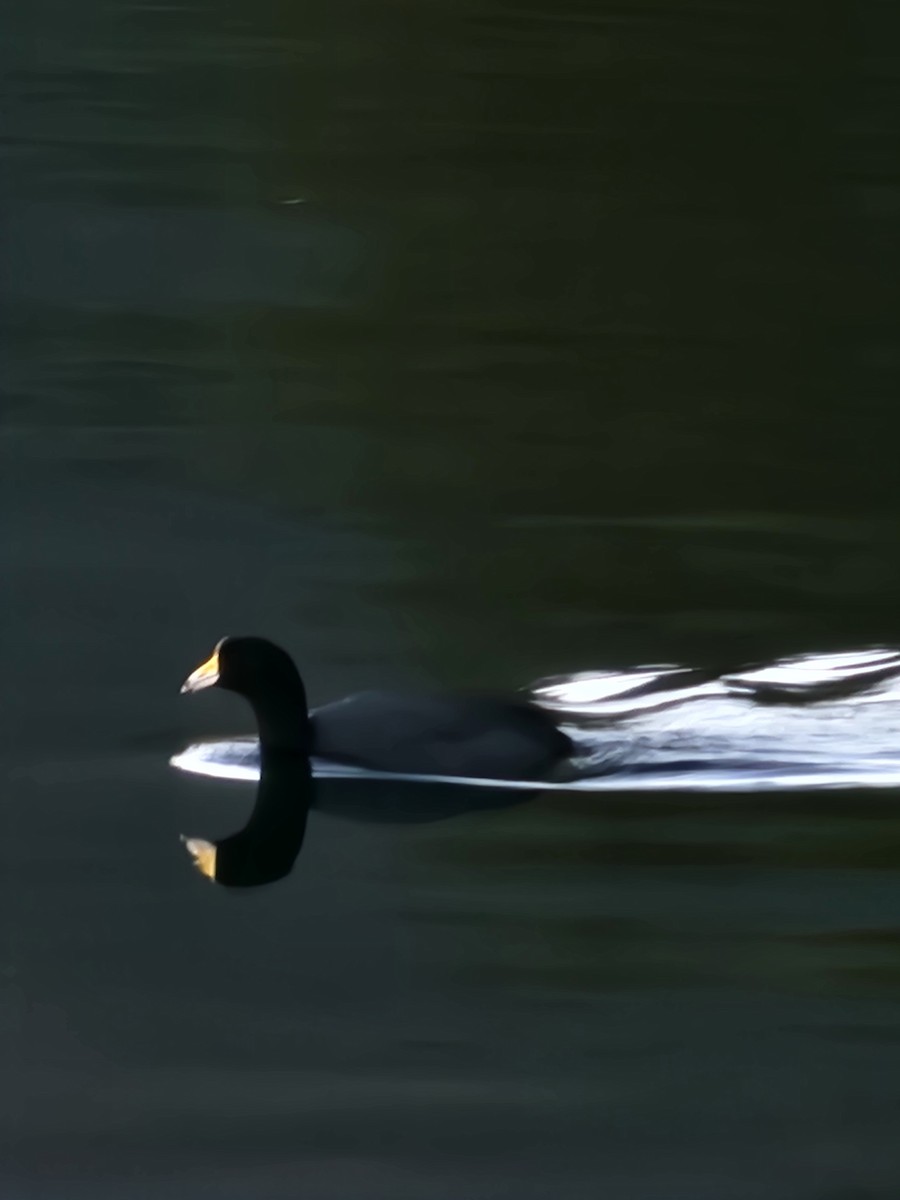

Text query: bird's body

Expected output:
[310,689,572,780]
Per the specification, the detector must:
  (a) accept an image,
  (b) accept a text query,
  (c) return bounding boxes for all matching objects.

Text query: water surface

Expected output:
[5,1,900,1196]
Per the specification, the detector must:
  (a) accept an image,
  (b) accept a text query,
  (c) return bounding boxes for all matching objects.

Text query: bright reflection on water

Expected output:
[172,649,900,792]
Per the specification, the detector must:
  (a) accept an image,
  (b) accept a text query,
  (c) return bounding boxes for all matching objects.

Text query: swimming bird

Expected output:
[180,636,574,782]
[176,641,900,796]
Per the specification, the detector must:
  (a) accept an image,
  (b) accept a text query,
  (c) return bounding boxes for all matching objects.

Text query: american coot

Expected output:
[181,636,574,782]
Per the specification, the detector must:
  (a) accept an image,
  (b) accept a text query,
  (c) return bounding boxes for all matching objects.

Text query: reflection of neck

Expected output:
[219,745,313,886]
[245,745,312,837]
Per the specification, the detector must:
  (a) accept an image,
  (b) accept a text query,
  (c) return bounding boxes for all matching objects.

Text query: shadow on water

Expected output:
[315,775,535,825]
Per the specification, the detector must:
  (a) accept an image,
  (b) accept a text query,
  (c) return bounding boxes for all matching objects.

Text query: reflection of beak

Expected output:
[181,646,220,694]
[181,835,217,881]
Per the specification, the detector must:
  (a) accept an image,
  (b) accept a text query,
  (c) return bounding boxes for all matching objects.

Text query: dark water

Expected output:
[6,2,900,1196]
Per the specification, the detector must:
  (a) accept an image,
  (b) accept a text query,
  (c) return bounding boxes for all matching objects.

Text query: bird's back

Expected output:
[310,690,572,780]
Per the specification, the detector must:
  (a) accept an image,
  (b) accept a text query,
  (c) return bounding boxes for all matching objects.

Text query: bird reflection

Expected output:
[182,751,535,888]
[182,748,312,887]
[314,775,534,824]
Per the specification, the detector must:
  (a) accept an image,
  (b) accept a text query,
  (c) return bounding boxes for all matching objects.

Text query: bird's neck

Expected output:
[249,690,312,758]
